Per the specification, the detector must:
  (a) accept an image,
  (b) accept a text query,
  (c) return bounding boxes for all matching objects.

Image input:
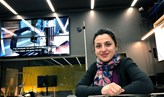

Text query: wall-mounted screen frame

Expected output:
[0,16,70,58]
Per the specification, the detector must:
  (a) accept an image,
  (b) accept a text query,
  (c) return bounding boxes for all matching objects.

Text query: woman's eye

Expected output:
[95,45,101,48]
[105,42,111,47]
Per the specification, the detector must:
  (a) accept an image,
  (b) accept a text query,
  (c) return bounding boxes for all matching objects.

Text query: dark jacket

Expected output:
[75,57,154,97]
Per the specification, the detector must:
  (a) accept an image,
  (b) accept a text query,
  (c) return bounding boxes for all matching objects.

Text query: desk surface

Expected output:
[88,93,164,97]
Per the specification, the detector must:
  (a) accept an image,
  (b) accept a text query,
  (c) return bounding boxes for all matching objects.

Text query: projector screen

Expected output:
[0,16,70,58]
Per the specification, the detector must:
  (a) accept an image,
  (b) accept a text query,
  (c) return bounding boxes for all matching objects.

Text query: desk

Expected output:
[88,93,164,97]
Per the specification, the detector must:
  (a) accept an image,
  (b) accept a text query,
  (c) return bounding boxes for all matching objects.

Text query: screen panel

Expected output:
[37,75,57,87]
[0,17,70,58]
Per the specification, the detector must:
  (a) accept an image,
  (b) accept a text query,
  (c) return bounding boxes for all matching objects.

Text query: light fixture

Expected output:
[141,15,164,40]
[51,58,65,67]
[0,0,18,15]
[76,57,82,67]
[141,23,163,40]
[63,57,73,67]
[46,0,55,12]
[131,0,138,7]
[91,0,95,9]
[139,7,144,12]
[141,28,155,40]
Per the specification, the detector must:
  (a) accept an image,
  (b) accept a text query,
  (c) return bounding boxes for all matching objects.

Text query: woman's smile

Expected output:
[101,53,108,58]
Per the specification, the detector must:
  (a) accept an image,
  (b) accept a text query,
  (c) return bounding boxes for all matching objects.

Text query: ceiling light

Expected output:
[51,58,65,67]
[63,57,73,67]
[46,0,55,12]
[91,0,95,9]
[141,23,164,40]
[141,15,164,40]
[141,29,155,40]
[0,0,18,15]
[76,57,82,67]
[131,0,138,7]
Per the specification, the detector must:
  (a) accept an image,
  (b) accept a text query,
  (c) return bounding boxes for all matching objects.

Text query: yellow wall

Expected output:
[22,65,85,93]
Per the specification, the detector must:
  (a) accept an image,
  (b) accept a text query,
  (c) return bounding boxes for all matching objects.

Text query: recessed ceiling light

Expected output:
[46,0,55,12]
[131,0,138,7]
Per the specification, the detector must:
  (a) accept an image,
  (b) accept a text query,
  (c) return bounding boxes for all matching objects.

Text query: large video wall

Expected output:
[0,17,70,58]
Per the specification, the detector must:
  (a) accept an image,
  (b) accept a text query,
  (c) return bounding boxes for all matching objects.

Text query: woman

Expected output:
[75,28,154,97]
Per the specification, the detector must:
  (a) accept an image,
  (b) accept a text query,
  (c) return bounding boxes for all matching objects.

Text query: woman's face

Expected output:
[94,34,117,62]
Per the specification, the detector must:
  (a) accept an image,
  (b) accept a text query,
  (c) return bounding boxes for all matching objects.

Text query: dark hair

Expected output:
[93,28,117,46]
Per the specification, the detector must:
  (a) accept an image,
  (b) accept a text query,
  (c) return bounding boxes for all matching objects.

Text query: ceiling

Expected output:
[0,0,163,19]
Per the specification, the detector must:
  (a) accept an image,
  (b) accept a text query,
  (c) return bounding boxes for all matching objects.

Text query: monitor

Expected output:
[0,16,70,58]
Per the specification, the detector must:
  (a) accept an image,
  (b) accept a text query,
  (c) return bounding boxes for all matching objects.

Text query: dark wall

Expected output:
[1,7,162,75]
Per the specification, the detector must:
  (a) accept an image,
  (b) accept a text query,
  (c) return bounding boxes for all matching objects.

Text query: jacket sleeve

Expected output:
[75,62,103,97]
[122,58,154,94]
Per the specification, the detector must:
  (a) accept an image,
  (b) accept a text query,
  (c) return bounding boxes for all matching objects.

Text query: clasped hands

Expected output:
[101,82,125,96]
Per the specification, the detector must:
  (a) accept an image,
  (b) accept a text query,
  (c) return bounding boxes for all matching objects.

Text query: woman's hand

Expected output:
[101,82,125,96]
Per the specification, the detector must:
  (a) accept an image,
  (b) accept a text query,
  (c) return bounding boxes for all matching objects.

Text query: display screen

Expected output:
[37,75,57,87]
[0,17,70,58]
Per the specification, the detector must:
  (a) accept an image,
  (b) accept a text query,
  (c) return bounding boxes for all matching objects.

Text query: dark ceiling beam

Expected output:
[148,0,164,18]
